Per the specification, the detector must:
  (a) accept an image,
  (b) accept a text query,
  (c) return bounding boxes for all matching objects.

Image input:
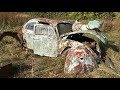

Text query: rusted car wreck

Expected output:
[19,18,114,74]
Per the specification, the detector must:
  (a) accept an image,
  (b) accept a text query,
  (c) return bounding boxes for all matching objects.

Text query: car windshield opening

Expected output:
[57,23,72,36]
[67,33,95,43]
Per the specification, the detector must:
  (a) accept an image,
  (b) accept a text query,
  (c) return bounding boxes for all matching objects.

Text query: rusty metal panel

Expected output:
[33,25,58,57]
[96,43,101,54]
[59,39,84,55]
[72,20,83,32]
[87,20,103,29]
[24,32,34,49]
[33,35,58,57]
[64,46,99,74]
[60,30,108,45]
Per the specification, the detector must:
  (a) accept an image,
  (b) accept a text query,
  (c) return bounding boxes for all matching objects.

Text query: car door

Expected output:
[33,24,58,57]
[23,21,37,49]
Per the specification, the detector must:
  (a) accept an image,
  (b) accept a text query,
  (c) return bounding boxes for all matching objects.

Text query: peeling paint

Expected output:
[23,32,34,49]
[21,18,109,74]
[64,48,98,74]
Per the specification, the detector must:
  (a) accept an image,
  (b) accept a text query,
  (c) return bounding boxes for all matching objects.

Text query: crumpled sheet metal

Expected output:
[72,20,103,31]
[60,29,108,45]
[87,20,103,29]
[59,38,101,55]
[64,47,99,74]
[59,39,77,55]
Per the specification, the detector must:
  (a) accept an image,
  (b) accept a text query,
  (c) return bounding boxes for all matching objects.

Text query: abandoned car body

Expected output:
[59,30,107,73]
[20,18,112,74]
[21,18,73,57]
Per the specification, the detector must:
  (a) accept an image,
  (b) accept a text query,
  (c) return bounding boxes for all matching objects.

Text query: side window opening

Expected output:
[38,21,50,25]
[57,23,73,36]
[25,22,36,30]
[67,33,95,43]
[35,25,56,36]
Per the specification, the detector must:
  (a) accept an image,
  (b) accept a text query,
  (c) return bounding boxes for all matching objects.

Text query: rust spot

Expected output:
[75,52,82,57]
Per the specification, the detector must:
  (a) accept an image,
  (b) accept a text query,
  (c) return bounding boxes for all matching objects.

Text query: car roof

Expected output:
[30,18,73,25]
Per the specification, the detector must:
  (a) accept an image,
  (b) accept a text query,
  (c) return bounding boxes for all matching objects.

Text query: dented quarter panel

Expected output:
[59,37,91,55]
[59,39,79,55]
[64,45,99,74]
[59,32,103,74]
[59,39,70,54]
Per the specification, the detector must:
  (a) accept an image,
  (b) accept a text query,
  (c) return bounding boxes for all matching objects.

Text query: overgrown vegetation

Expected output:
[0,12,120,78]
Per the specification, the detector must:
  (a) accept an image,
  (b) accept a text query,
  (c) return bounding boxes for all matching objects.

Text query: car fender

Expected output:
[64,45,99,74]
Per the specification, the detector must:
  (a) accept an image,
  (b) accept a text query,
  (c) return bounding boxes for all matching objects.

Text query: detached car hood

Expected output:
[60,29,108,45]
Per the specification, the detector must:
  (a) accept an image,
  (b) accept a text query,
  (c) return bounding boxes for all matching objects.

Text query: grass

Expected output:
[0,12,120,78]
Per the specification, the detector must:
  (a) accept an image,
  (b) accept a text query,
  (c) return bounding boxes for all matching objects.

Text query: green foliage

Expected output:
[68,12,115,20]
[114,12,120,19]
